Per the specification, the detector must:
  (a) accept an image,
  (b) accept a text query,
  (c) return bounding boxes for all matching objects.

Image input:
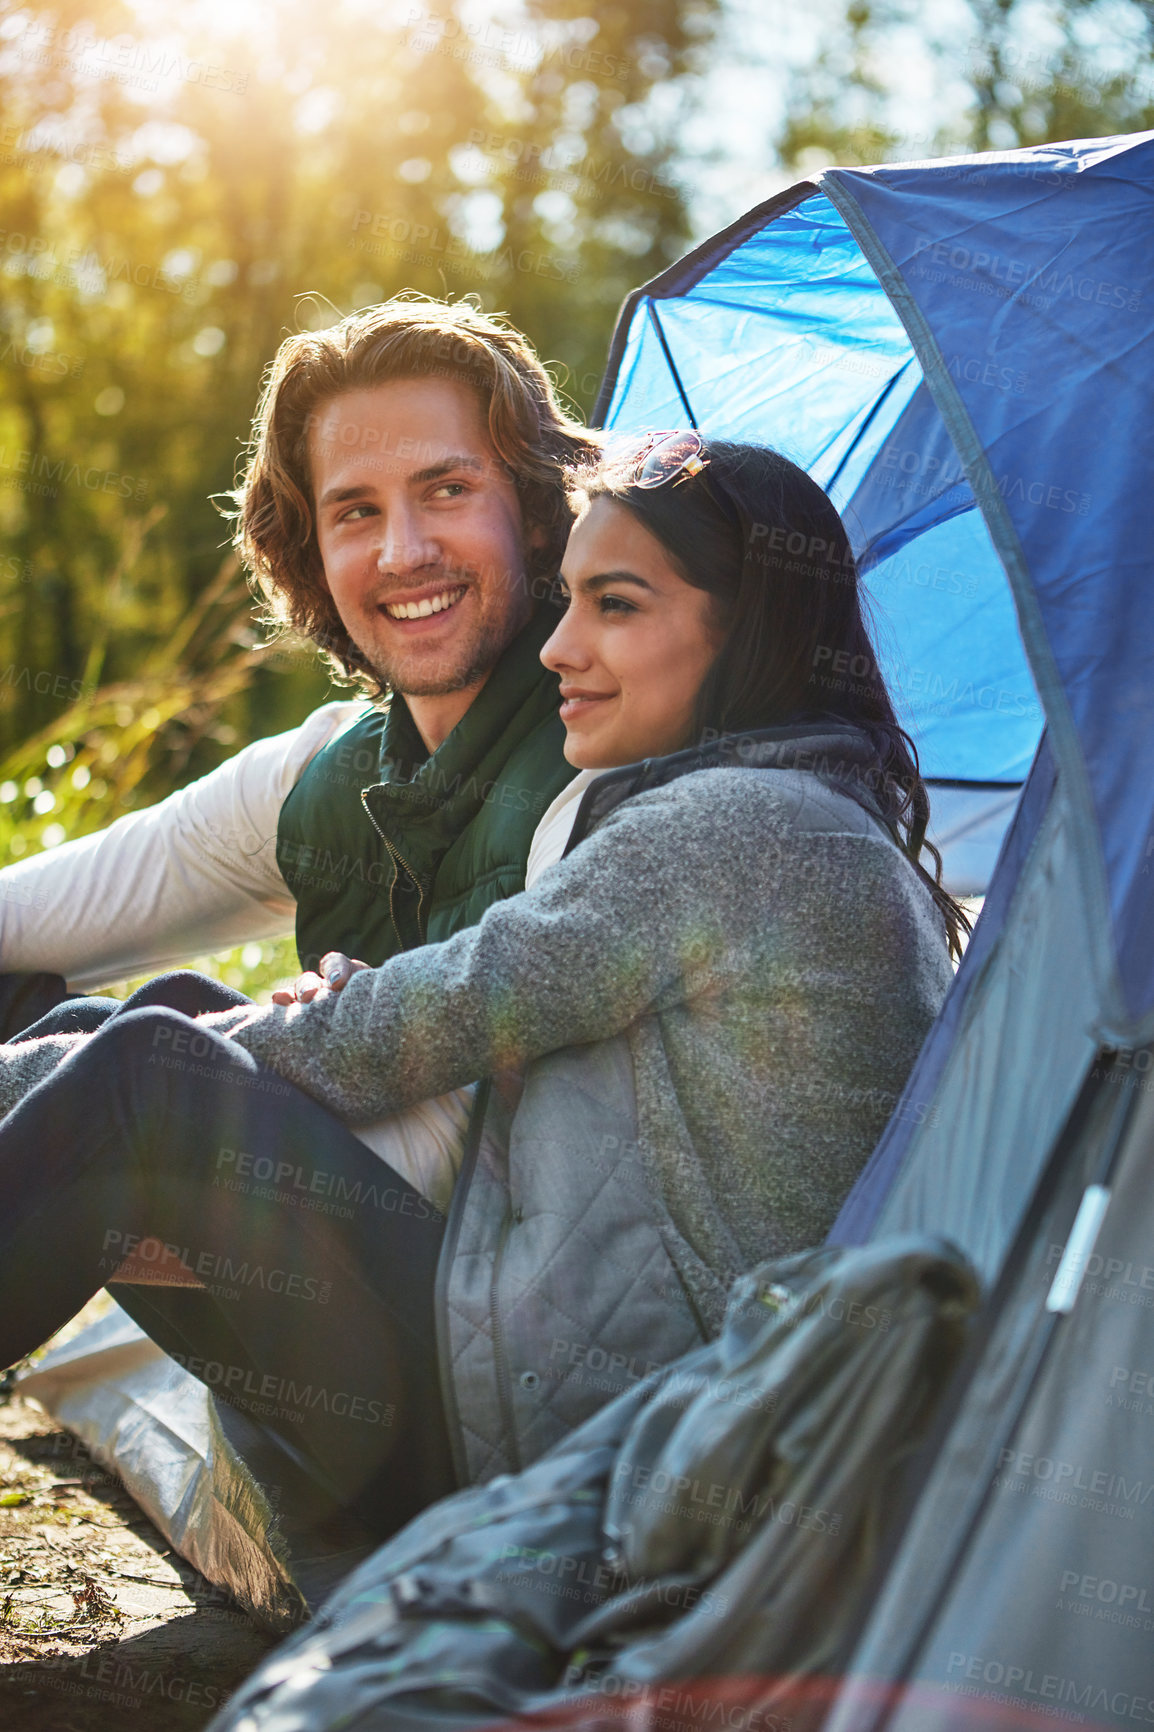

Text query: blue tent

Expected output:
[595,132,1154,1727]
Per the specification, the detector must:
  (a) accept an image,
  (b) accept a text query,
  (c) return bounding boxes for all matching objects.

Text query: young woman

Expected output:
[0,436,960,1540]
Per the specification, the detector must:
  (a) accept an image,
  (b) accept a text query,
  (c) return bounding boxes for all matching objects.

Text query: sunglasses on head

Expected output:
[602,429,710,490]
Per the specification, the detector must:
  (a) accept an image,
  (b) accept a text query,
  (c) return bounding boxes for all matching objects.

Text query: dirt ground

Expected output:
[0,1388,275,1731]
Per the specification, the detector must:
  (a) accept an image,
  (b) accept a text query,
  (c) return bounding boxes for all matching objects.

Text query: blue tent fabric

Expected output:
[825,138,1154,1036]
[595,132,1154,1037]
[829,733,1056,1248]
[595,189,1042,786]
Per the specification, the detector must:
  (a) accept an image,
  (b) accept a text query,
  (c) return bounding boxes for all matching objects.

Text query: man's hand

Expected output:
[271,952,370,1006]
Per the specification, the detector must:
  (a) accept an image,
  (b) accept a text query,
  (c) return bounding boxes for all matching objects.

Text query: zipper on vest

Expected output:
[384,837,427,949]
[434,1077,491,1488]
[361,797,428,950]
[489,1208,523,1475]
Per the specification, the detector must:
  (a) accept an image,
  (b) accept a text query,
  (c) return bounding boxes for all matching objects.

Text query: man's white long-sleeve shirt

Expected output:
[0,701,367,990]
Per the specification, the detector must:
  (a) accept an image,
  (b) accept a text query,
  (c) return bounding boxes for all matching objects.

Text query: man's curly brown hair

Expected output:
[231,296,602,692]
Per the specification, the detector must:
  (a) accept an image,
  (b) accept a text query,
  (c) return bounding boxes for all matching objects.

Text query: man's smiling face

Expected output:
[309,377,534,716]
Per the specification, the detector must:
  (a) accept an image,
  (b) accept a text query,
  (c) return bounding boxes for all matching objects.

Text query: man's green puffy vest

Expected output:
[276,611,573,971]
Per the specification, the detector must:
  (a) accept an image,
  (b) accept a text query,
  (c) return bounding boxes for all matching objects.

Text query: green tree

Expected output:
[773,0,1154,170]
[0,0,718,793]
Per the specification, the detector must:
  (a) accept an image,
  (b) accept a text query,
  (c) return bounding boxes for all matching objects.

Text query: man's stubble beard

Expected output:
[360,607,519,699]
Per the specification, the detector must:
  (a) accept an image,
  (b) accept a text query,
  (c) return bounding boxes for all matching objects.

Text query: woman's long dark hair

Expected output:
[570,440,971,958]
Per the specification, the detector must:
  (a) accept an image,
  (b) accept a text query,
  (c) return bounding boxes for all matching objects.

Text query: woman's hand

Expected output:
[271,952,370,1006]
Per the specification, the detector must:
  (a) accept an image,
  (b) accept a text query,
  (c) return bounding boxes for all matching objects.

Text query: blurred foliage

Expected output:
[0,541,306,992]
[775,0,1154,171]
[0,0,717,988]
[0,0,717,761]
[111,933,300,1001]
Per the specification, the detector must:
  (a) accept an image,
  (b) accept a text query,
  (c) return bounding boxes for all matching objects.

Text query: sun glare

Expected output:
[125,0,418,49]
[125,0,283,51]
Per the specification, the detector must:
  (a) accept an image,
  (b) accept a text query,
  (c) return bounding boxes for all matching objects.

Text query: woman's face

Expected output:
[541,496,729,769]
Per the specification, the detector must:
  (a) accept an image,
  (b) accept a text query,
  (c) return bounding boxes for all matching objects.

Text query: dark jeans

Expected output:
[0,971,457,1542]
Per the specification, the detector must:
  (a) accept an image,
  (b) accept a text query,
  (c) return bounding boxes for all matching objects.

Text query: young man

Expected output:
[0,299,597,1032]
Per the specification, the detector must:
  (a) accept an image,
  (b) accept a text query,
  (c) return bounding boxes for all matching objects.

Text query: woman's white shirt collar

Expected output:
[525,769,603,891]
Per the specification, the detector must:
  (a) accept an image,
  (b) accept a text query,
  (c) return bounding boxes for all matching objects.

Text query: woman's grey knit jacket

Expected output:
[0,727,954,1480]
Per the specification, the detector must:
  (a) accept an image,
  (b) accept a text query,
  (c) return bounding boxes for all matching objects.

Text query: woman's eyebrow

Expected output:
[580,570,656,593]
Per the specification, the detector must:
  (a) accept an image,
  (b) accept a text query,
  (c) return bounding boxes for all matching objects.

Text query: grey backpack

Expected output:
[210,1235,977,1732]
